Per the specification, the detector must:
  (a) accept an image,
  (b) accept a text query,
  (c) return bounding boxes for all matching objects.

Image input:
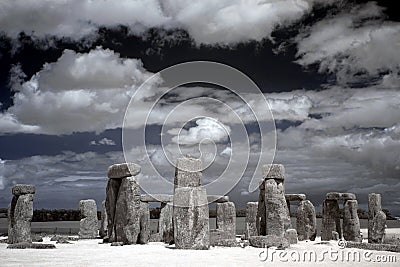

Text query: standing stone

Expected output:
[78,199,98,239]
[256,180,266,235]
[343,200,361,242]
[216,202,236,240]
[114,176,141,244]
[107,163,141,179]
[173,157,209,250]
[370,211,386,243]
[245,202,258,239]
[99,200,108,238]
[173,187,210,249]
[368,193,386,243]
[321,199,341,241]
[265,179,288,237]
[138,202,150,244]
[105,178,122,242]
[8,186,35,244]
[159,202,174,244]
[296,200,317,241]
[285,229,298,244]
[174,157,202,189]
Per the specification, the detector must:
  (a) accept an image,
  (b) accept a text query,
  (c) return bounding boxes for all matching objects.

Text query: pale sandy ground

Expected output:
[0,231,399,267]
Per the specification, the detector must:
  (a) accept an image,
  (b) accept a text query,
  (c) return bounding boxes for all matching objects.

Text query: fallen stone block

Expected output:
[7,242,56,249]
[249,235,290,249]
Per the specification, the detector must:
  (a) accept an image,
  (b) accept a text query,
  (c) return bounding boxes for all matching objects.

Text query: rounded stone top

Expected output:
[262,164,285,180]
[12,184,36,196]
[107,162,141,179]
[326,192,356,201]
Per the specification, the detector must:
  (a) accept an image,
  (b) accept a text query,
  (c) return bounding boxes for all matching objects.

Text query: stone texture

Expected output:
[210,229,239,247]
[285,194,306,201]
[370,211,386,244]
[249,235,290,249]
[8,193,34,244]
[99,200,108,238]
[265,179,291,236]
[326,192,356,201]
[207,195,229,203]
[105,178,122,242]
[78,199,98,239]
[174,157,202,189]
[296,200,317,241]
[321,199,341,241]
[216,202,236,240]
[346,241,400,253]
[7,242,56,249]
[245,202,258,239]
[173,187,210,250]
[107,162,141,179]
[285,229,298,244]
[140,194,173,203]
[368,193,386,243]
[114,176,141,244]
[138,202,150,244]
[262,164,285,180]
[158,202,174,244]
[332,231,340,241]
[11,185,35,196]
[343,200,361,242]
[256,179,266,236]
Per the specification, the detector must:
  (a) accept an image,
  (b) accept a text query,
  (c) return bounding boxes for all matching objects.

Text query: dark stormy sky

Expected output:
[0,0,399,215]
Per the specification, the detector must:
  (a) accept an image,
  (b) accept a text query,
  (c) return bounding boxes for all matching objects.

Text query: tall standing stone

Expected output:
[78,199,98,239]
[321,199,341,241]
[216,202,236,240]
[105,178,122,242]
[8,185,35,244]
[256,180,266,235]
[138,202,150,244]
[265,179,286,237]
[246,202,258,239]
[99,200,108,238]
[343,200,361,242]
[173,157,210,250]
[158,202,174,244]
[114,176,141,244]
[296,200,317,241]
[368,193,386,243]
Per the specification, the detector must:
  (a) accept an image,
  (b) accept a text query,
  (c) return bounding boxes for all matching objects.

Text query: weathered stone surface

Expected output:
[326,192,356,201]
[285,194,306,201]
[173,187,209,250]
[370,211,386,244]
[140,194,173,203]
[265,179,291,236]
[249,235,290,248]
[99,200,108,238]
[105,178,122,242]
[368,193,385,243]
[296,200,317,241]
[262,164,285,180]
[285,229,298,244]
[207,195,229,203]
[8,194,34,244]
[332,231,340,241]
[7,242,56,249]
[78,199,98,239]
[31,234,43,242]
[149,233,162,242]
[174,157,202,189]
[257,179,266,235]
[114,176,141,244]
[343,200,361,242]
[11,185,35,196]
[158,203,174,244]
[245,202,258,239]
[138,202,150,244]
[216,202,236,240]
[321,199,341,241]
[107,163,141,179]
[210,230,239,247]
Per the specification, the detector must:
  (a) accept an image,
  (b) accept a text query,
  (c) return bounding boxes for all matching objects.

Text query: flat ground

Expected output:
[1,231,399,267]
